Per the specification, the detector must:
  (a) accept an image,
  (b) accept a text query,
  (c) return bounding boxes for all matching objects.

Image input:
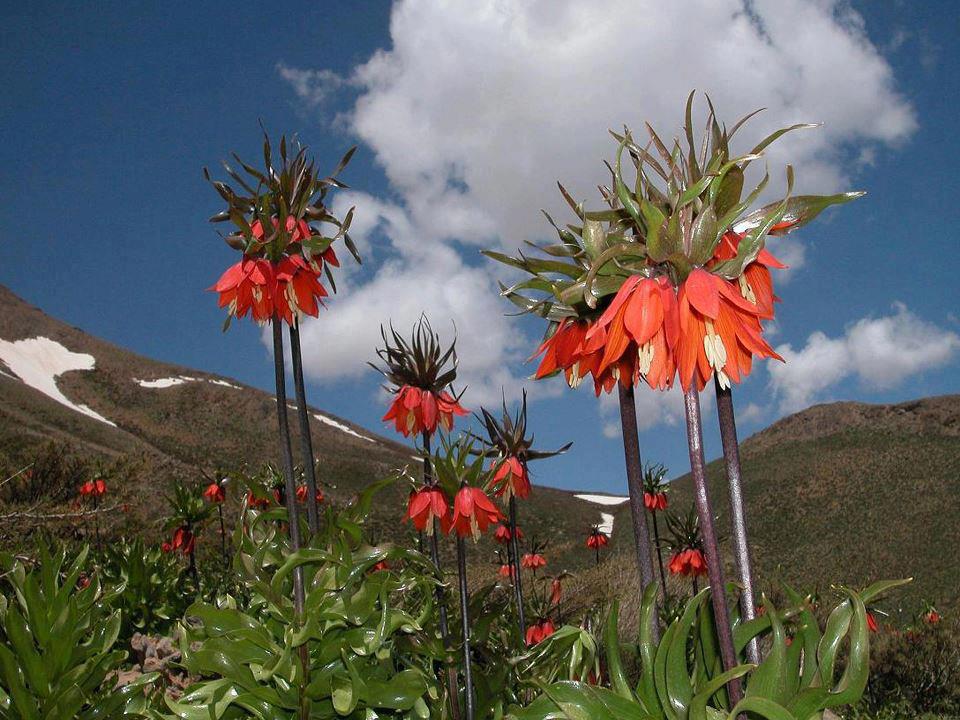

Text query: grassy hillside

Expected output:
[3,284,958,610]
[0,285,609,565]
[612,394,960,613]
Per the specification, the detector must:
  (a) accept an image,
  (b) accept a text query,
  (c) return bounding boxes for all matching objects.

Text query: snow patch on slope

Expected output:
[208,379,241,389]
[0,336,116,426]
[135,375,241,390]
[574,493,629,506]
[313,413,375,443]
[598,512,615,535]
[575,493,628,536]
[136,377,190,388]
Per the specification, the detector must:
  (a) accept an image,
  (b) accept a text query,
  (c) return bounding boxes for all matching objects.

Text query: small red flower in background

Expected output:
[924,610,941,625]
[246,491,271,509]
[161,541,172,553]
[491,456,531,500]
[295,485,324,505]
[169,526,195,556]
[498,563,516,580]
[521,553,547,570]
[525,618,556,646]
[382,385,468,437]
[405,486,451,535]
[79,479,107,498]
[203,483,225,504]
[643,492,668,512]
[867,612,879,633]
[668,548,707,577]
[550,577,562,606]
[494,523,523,545]
[450,486,503,541]
[272,487,284,504]
[77,573,91,590]
[370,560,390,573]
[586,528,609,550]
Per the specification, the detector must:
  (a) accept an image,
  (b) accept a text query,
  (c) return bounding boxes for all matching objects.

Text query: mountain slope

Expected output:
[614,394,960,611]
[0,285,610,557]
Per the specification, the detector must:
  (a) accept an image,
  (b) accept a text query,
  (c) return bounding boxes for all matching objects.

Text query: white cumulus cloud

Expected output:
[280,0,916,421]
[768,303,960,412]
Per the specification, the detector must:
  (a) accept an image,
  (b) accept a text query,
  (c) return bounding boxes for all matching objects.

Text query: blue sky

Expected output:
[2,1,958,494]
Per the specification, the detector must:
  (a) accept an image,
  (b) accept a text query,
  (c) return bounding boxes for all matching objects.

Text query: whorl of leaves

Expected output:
[204,131,361,291]
[484,91,864,324]
[474,390,572,462]
[370,315,461,394]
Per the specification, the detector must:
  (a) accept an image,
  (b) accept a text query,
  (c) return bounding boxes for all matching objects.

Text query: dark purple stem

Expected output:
[422,433,461,720]
[288,319,321,534]
[509,494,527,637]
[715,379,760,665]
[617,383,661,641]
[271,318,310,719]
[455,533,475,720]
[682,386,743,705]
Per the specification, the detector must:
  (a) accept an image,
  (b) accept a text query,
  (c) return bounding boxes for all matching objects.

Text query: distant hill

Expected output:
[612,394,960,612]
[0,285,610,560]
[2,284,957,610]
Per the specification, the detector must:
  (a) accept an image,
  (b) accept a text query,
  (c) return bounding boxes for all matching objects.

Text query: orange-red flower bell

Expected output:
[203,483,225,504]
[677,268,782,392]
[405,486,451,535]
[382,385,468,438]
[589,275,680,391]
[450,486,503,541]
[586,528,609,550]
[521,552,547,570]
[491,456,531,500]
[494,523,522,545]
[525,618,556,646]
[643,491,668,512]
[668,547,707,577]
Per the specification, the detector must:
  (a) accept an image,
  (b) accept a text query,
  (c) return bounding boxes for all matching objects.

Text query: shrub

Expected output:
[99,537,193,641]
[0,544,156,719]
[164,479,444,719]
[854,616,960,718]
[512,580,909,720]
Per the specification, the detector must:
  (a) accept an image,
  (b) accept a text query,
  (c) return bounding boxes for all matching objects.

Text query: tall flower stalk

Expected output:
[618,383,660,622]
[642,463,670,593]
[288,317,322,533]
[474,391,570,638]
[485,92,863,697]
[374,317,467,720]
[434,436,504,720]
[207,134,360,706]
[715,380,760,664]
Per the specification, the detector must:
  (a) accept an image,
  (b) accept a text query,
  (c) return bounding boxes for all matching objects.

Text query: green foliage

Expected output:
[164,480,212,531]
[164,480,443,719]
[511,579,910,720]
[99,537,192,641]
[0,544,156,719]
[857,616,960,717]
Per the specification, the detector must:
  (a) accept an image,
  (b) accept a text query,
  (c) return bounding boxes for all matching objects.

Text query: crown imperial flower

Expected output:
[450,486,503,541]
